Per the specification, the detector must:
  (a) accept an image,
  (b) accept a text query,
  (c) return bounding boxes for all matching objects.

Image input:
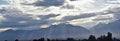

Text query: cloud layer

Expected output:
[33,0,65,7]
[0,0,120,30]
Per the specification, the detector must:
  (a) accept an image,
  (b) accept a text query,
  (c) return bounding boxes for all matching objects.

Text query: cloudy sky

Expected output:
[0,0,120,31]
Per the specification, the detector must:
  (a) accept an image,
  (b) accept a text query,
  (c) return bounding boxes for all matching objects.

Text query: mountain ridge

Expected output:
[0,23,91,40]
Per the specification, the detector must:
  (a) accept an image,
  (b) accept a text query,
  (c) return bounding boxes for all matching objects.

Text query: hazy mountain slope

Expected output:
[0,23,91,40]
[91,20,120,38]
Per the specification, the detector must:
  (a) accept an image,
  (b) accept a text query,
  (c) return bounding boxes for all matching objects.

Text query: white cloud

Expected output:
[0,28,14,32]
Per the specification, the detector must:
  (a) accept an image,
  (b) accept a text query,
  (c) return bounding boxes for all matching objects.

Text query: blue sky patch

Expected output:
[0,0,9,5]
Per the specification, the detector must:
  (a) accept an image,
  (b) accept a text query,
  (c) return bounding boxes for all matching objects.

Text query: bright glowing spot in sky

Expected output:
[40,25,49,28]
[0,28,12,32]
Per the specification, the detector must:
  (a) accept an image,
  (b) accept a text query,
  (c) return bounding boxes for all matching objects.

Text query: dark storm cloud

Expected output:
[61,13,97,21]
[0,8,60,28]
[0,7,9,14]
[0,7,61,28]
[38,14,60,20]
[33,0,65,7]
[101,7,120,19]
[70,0,77,1]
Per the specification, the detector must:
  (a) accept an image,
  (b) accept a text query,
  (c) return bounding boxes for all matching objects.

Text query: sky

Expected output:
[0,0,120,31]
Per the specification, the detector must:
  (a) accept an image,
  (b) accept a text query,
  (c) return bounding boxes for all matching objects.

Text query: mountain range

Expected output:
[0,23,91,40]
[91,19,120,38]
[1,19,120,40]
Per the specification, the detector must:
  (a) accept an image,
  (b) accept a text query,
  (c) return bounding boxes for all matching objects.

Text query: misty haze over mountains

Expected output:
[0,22,120,40]
[0,0,120,40]
[91,19,120,38]
[0,23,91,40]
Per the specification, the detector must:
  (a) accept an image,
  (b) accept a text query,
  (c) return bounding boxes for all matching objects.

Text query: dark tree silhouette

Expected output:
[67,38,75,41]
[5,32,120,41]
[33,39,38,41]
[15,39,19,41]
[5,40,7,41]
[51,39,56,41]
[97,35,106,41]
[47,38,50,41]
[107,32,113,41]
[38,38,45,41]
[97,32,113,41]
[88,35,96,41]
